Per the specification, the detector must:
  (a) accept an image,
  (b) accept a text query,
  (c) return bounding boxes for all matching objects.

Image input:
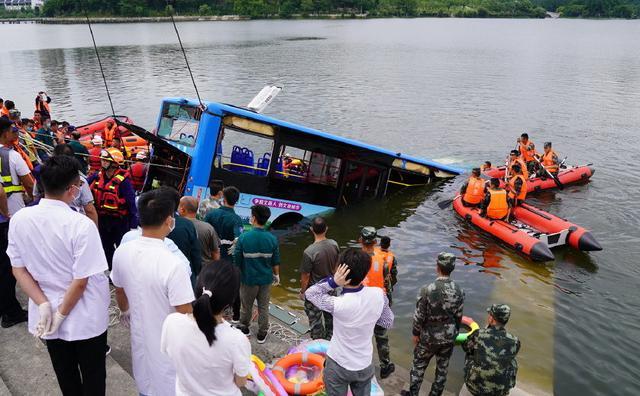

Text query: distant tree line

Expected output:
[534,0,640,18]
[29,0,549,19]
[0,0,636,19]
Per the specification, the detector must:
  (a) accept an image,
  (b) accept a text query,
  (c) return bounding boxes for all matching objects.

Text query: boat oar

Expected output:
[535,156,564,189]
[437,194,460,209]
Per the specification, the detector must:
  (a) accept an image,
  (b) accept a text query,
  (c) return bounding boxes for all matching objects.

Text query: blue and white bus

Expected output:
[135,97,463,227]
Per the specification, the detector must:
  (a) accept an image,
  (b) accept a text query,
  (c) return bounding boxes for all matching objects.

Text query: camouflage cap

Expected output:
[436,252,456,272]
[360,226,377,244]
[487,303,511,324]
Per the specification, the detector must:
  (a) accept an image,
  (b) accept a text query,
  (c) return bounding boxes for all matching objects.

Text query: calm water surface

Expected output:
[1,19,639,395]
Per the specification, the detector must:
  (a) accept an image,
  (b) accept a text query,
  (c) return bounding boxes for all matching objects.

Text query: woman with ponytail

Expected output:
[161,260,251,395]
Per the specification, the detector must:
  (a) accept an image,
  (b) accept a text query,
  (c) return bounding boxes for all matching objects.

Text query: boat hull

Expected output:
[483,165,595,192]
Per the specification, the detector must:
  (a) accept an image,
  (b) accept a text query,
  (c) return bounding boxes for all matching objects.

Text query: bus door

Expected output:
[339,161,387,206]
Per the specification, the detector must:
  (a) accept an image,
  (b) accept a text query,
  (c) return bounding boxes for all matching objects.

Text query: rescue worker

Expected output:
[283,153,305,177]
[460,168,486,208]
[481,178,510,221]
[401,252,464,396]
[507,163,527,208]
[378,236,398,305]
[32,110,42,131]
[518,133,538,175]
[507,150,529,179]
[459,304,521,396]
[102,120,119,148]
[20,118,40,167]
[539,141,560,178]
[34,91,52,120]
[88,147,138,269]
[130,151,149,193]
[1,100,15,118]
[87,136,103,176]
[360,226,395,379]
[480,161,493,172]
[7,110,34,172]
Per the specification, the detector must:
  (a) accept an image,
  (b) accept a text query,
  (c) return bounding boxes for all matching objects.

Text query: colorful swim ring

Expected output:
[272,352,325,395]
[455,316,479,345]
[288,339,330,356]
[248,355,287,396]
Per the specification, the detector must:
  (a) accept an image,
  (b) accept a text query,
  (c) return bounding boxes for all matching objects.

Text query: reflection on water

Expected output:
[2,19,640,395]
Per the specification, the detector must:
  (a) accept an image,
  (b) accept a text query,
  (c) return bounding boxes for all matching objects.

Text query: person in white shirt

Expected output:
[161,259,251,396]
[305,248,394,396]
[111,187,195,396]
[8,155,110,395]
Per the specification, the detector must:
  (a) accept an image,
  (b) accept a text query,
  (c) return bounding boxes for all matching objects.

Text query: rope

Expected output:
[168,8,204,108]
[85,13,116,118]
[387,179,428,187]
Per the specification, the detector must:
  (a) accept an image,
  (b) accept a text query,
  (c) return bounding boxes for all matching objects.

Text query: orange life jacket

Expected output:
[508,175,527,201]
[91,168,130,217]
[508,158,529,179]
[519,140,537,162]
[463,176,486,205]
[35,101,51,117]
[103,124,118,146]
[542,150,558,173]
[364,248,394,291]
[0,107,8,117]
[130,162,147,192]
[486,188,509,220]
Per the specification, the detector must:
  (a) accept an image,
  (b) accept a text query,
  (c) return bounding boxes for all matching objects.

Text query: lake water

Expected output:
[1,18,639,395]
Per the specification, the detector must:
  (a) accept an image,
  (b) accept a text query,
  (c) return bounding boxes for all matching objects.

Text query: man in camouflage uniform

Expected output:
[401,252,464,396]
[459,304,521,396]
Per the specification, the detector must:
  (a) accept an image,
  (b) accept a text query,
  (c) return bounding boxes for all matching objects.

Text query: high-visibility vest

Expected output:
[130,162,148,192]
[91,169,130,216]
[542,150,559,173]
[0,146,26,196]
[88,147,103,173]
[463,176,486,205]
[486,189,509,220]
[508,175,527,201]
[508,158,529,179]
[364,248,394,291]
[519,141,537,162]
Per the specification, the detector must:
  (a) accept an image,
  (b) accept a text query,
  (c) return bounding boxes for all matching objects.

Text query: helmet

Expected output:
[360,226,377,244]
[92,135,103,145]
[101,148,124,165]
[136,151,147,160]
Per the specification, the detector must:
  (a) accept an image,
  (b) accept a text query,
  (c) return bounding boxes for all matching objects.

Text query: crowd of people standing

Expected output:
[0,93,522,396]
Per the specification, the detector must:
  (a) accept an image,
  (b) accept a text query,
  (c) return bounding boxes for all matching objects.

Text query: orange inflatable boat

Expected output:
[453,196,601,262]
[483,165,595,193]
[76,115,134,138]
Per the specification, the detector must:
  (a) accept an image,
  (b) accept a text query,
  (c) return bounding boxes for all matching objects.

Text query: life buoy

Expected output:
[272,352,325,395]
[455,316,479,345]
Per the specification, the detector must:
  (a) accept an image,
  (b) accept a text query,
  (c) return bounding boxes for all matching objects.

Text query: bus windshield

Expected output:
[157,102,201,147]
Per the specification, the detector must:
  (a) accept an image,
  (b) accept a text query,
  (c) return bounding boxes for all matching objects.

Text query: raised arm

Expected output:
[304,278,336,314]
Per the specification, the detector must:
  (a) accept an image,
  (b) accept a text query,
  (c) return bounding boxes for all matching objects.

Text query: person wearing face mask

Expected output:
[88,147,138,269]
[111,187,195,396]
[8,155,110,395]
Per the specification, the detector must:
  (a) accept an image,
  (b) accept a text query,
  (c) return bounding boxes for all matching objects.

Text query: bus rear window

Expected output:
[157,103,201,147]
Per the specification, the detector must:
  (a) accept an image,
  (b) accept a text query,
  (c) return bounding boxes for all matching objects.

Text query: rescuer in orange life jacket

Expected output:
[102,120,120,148]
[360,226,396,379]
[481,178,511,221]
[538,141,560,178]
[518,133,538,176]
[88,147,138,269]
[129,151,149,194]
[507,163,527,208]
[508,150,529,179]
[480,161,493,172]
[460,168,486,208]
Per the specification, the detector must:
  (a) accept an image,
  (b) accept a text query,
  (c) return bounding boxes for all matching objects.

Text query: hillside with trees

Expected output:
[534,0,640,18]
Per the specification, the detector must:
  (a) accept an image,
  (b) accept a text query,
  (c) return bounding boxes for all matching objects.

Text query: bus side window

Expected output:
[277,145,341,188]
[216,126,274,176]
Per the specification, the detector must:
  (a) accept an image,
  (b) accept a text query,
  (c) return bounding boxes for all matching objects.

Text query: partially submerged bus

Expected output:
[134,97,464,227]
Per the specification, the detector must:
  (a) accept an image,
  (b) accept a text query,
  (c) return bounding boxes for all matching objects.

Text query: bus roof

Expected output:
[165,97,464,175]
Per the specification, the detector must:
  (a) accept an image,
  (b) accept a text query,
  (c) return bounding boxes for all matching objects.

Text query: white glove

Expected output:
[119,309,131,328]
[35,302,52,337]
[44,311,67,336]
[272,274,280,286]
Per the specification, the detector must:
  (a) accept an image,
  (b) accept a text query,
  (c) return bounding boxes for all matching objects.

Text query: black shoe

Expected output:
[238,326,251,336]
[1,309,27,329]
[257,332,267,344]
[380,363,395,379]
[400,391,411,396]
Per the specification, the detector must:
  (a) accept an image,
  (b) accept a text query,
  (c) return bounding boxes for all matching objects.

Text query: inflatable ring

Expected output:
[272,352,325,395]
[455,316,479,345]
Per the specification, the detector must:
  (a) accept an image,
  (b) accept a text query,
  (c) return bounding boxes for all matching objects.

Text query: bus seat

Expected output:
[256,153,271,176]
[239,147,255,174]
[230,146,243,171]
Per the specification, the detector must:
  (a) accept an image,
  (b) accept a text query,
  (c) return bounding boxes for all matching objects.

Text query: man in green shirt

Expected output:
[233,204,280,344]
[67,130,89,174]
